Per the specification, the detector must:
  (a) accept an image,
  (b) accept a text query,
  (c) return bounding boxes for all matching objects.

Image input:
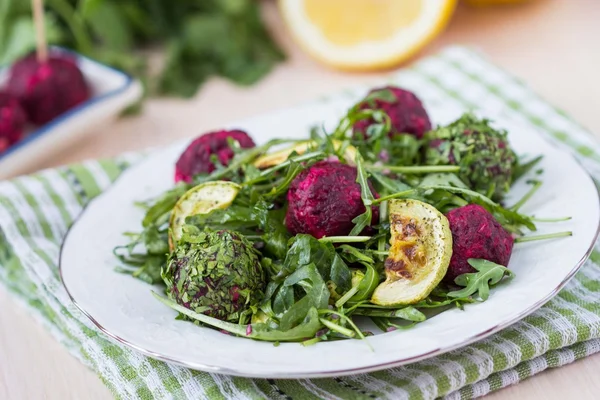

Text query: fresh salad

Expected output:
[114,86,571,344]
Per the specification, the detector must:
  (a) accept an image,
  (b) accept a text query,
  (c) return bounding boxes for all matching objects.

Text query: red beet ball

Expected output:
[175,129,256,183]
[445,204,514,282]
[6,53,90,125]
[353,86,432,139]
[285,161,379,239]
[0,92,27,153]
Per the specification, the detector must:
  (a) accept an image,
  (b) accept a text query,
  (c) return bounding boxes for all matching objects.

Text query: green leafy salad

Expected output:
[115,86,571,344]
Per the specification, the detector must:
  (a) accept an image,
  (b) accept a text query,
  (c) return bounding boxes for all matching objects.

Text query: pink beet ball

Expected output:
[354,86,432,139]
[445,204,514,282]
[285,161,379,239]
[0,92,27,153]
[6,53,90,125]
[175,130,255,183]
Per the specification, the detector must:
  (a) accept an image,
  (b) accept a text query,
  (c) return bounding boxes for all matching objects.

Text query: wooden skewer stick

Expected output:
[31,0,48,63]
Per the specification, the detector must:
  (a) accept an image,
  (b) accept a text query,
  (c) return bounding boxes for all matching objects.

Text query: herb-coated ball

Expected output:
[285,161,379,239]
[163,229,265,323]
[175,130,255,183]
[425,114,517,201]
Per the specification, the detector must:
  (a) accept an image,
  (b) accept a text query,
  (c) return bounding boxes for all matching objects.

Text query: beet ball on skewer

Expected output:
[0,92,27,153]
[445,204,514,283]
[6,52,90,125]
[353,86,432,139]
[175,129,256,183]
[285,161,379,239]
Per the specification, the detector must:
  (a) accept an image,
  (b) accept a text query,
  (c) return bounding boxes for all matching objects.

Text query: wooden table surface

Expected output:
[2,1,599,399]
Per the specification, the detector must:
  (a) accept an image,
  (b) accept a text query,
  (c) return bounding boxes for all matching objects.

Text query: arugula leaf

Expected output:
[362,87,396,104]
[349,153,375,236]
[411,296,474,309]
[192,138,295,184]
[188,205,255,230]
[266,160,303,199]
[351,306,426,322]
[338,245,375,266]
[330,254,352,293]
[447,259,514,301]
[114,254,164,284]
[513,155,543,182]
[272,284,294,316]
[364,111,391,143]
[276,235,351,292]
[421,185,536,232]
[331,107,387,141]
[420,173,469,189]
[347,264,379,303]
[369,171,413,195]
[247,150,325,187]
[355,155,374,205]
[142,184,190,228]
[142,226,169,255]
[510,179,542,212]
[261,209,290,260]
[278,264,329,330]
[114,185,172,285]
[154,292,323,342]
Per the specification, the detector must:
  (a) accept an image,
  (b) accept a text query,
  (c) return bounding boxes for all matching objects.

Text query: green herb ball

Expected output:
[424,114,517,200]
[162,227,265,323]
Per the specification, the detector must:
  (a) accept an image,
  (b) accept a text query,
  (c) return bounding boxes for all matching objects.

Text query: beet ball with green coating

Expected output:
[162,227,265,323]
[425,114,517,201]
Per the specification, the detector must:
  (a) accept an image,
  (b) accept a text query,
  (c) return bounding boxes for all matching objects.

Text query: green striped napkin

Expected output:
[2,46,600,400]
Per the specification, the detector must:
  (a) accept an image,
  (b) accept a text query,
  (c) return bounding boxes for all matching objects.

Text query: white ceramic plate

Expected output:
[0,48,143,180]
[60,92,600,378]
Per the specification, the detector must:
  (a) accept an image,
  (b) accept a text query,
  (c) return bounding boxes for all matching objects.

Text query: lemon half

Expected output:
[279,0,457,70]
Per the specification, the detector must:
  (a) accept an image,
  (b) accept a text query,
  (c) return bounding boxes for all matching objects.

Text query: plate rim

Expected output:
[60,219,599,378]
[58,125,600,379]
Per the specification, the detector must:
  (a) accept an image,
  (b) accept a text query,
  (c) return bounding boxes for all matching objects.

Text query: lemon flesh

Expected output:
[371,199,452,306]
[169,181,240,249]
[279,0,457,70]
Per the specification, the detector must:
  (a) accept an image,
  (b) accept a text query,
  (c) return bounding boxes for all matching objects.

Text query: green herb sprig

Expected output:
[448,259,514,301]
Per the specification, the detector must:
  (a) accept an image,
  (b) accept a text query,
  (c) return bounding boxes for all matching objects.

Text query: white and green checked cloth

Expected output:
[2,46,600,400]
